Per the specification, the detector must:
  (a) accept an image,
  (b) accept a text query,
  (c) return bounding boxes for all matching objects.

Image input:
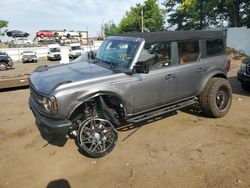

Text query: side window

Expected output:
[178,40,200,64]
[206,39,225,56]
[138,42,171,70]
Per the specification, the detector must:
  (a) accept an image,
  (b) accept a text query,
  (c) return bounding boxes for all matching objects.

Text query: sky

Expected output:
[0,0,148,41]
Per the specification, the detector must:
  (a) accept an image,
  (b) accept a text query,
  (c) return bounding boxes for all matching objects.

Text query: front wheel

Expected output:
[77,117,118,158]
[199,78,232,118]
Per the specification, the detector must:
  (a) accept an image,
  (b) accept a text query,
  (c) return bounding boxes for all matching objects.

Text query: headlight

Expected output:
[42,97,52,112]
[240,63,246,72]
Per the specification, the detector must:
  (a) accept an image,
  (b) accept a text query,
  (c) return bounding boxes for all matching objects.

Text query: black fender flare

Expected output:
[68,91,127,120]
[197,70,227,95]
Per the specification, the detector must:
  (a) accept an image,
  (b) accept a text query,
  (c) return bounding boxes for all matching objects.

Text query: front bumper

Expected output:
[22,58,37,62]
[29,98,72,136]
[237,71,250,83]
[48,55,61,60]
[71,53,81,58]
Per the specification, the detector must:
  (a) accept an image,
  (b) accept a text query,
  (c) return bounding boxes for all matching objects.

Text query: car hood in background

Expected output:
[29,62,114,95]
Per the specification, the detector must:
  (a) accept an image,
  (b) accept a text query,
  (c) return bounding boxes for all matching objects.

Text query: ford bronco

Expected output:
[29,30,232,158]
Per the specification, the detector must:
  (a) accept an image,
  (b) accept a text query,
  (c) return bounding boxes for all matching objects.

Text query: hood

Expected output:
[29,62,114,95]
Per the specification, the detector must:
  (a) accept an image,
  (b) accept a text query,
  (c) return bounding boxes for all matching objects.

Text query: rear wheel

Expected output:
[77,117,118,158]
[0,62,8,71]
[199,78,232,118]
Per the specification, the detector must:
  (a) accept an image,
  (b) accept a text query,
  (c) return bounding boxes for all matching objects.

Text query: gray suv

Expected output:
[29,31,232,158]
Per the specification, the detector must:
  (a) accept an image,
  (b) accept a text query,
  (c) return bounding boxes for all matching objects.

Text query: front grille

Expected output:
[247,64,250,75]
[30,85,45,111]
[54,54,61,58]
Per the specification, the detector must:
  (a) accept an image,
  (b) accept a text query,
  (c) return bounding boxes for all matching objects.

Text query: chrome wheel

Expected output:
[78,117,117,158]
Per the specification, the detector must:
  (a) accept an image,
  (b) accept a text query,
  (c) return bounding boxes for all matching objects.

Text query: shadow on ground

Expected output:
[47,179,71,188]
[117,111,177,132]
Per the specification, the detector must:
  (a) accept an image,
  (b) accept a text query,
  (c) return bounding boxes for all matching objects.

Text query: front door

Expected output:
[132,68,178,113]
[131,41,178,113]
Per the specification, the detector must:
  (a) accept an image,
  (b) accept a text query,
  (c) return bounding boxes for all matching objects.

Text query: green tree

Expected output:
[119,0,165,33]
[119,3,143,33]
[164,0,250,30]
[164,0,194,30]
[0,20,8,36]
[104,0,165,34]
[143,0,165,31]
[103,20,119,37]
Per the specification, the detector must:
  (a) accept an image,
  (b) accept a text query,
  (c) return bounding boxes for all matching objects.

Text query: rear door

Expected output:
[174,40,207,98]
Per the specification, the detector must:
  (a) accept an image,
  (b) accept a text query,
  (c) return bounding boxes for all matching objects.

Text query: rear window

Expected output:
[206,39,225,56]
[178,40,200,64]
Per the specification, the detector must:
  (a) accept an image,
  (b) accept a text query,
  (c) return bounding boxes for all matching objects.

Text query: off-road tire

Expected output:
[0,62,8,71]
[241,82,250,91]
[199,78,232,118]
[77,117,118,158]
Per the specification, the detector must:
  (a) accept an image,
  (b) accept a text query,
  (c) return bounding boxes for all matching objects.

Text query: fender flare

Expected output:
[197,70,227,95]
[67,91,127,119]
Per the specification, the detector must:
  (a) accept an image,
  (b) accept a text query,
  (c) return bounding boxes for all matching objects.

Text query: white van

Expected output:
[68,43,83,59]
[47,44,61,61]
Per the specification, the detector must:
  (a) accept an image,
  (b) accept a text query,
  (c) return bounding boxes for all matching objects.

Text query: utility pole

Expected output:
[86,26,89,45]
[141,9,144,33]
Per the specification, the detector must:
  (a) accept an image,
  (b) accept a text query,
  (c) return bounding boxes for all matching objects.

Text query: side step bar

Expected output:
[127,98,197,123]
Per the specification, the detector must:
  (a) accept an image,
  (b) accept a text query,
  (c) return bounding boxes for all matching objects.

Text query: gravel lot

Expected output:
[0,56,250,188]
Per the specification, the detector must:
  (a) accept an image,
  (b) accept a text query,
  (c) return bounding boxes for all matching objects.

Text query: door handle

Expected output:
[165,74,175,80]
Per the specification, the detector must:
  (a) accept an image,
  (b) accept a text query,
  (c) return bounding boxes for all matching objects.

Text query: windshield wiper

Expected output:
[98,58,118,68]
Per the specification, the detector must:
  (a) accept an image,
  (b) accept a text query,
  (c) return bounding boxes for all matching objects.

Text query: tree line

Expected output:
[104,0,250,36]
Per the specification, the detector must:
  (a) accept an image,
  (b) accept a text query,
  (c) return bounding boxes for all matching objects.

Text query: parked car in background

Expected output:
[21,51,38,63]
[238,57,250,91]
[9,38,33,47]
[36,30,56,38]
[47,44,61,61]
[68,43,83,59]
[0,52,13,71]
[63,30,80,38]
[6,30,29,38]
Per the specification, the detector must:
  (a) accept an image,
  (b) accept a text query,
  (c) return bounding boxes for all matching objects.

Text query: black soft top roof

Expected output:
[117,30,226,43]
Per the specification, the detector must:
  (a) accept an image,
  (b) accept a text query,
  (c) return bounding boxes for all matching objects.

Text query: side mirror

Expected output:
[88,50,96,59]
[133,61,149,74]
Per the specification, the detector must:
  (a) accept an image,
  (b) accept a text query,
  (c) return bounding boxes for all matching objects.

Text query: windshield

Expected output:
[97,39,139,68]
[71,46,81,50]
[50,48,61,53]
